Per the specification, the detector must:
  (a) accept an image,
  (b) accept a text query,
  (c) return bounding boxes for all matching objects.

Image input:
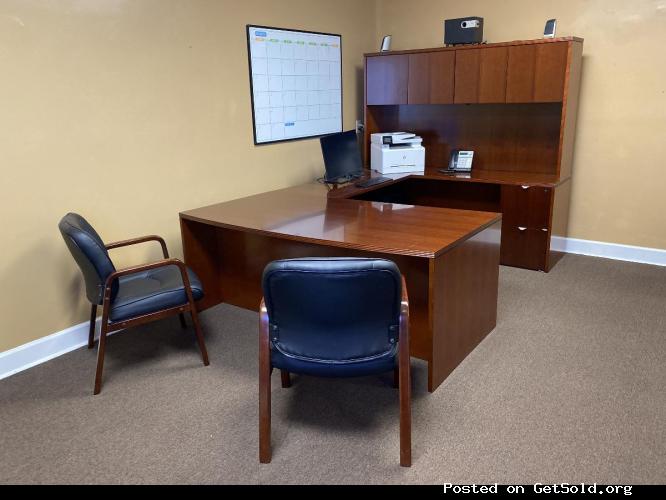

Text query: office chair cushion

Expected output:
[270,345,397,378]
[109,265,203,322]
[263,257,402,377]
[58,213,117,305]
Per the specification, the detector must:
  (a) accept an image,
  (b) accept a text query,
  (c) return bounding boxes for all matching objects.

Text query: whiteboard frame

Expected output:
[246,25,343,145]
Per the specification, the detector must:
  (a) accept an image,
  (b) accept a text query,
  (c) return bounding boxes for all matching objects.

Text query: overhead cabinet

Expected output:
[408,51,455,104]
[365,41,570,105]
[507,42,569,102]
[454,46,508,104]
[366,54,409,105]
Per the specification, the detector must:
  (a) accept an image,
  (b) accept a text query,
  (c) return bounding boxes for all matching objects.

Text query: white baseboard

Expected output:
[551,236,666,267]
[0,318,111,381]
[2,237,664,381]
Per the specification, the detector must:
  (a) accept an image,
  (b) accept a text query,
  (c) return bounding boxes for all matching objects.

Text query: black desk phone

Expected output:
[439,149,474,174]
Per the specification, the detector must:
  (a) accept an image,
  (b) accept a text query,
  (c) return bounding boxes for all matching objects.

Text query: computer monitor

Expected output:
[320,130,363,183]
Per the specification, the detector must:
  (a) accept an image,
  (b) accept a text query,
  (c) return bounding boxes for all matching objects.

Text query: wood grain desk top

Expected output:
[180,183,501,259]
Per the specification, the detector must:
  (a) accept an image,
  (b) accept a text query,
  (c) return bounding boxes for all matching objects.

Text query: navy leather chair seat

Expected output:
[110,266,203,322]
[270,345,397,378]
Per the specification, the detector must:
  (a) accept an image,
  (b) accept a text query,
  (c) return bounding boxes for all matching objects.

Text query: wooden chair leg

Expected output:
[178,313,187,328]
[399,276,411,467]
[280,370,291,388]
[259,298,272,463]
[259,363,272,463]
[93,324,108,395]
[189,305,209,366]
[88,304,97,349]
[399,360,411,467]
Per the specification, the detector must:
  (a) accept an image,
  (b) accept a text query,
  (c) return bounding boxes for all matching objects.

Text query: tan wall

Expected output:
[376,0,666,249]
[2,0,665,353]
[0,0,376,351]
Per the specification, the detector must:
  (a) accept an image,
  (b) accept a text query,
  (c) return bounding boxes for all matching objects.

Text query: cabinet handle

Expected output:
[518,226,527,231]
[541,228,548,232]
[521,185,529,190]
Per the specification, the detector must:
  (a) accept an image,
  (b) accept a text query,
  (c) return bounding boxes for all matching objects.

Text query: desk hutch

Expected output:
[361,37,583,271]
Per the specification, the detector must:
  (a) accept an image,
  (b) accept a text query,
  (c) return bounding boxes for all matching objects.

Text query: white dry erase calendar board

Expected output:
[246,25,343,145]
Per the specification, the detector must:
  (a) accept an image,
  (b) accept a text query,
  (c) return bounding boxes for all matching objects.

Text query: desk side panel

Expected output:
[429,220,501,391]
[547,179,572,271]
[558,41,583,179]
[180,217,224,310]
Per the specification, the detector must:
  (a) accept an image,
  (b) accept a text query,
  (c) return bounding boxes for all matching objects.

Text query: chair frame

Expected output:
[259,275,412,467]
[88,235,209,395]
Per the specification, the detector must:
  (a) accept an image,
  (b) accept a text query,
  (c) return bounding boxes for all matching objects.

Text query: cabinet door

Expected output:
[408,51,455,104]
[534,42,568,102]
[507,42,569,102]
[506,45,536,103]
[454,49,480,103]
[478,46,508,103]
[366,55,409,105]
[501,185,552,229]
[500,227,549,271]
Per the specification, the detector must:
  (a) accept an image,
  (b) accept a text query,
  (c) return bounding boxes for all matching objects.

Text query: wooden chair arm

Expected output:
[105,235,169,258]
[259,298,270,341]
[400,274,409,340]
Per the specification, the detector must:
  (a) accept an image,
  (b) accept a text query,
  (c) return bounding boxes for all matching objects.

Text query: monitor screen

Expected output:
[320,130,363,182]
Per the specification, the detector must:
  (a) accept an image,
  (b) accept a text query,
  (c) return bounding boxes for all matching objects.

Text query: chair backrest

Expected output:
[58,213,116,305]
[262,258,402,363]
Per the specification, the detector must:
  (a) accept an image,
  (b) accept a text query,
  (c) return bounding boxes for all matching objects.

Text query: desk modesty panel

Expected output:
[180,183,501,392]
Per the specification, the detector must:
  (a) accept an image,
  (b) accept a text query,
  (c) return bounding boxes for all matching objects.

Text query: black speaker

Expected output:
[444,17,484,46]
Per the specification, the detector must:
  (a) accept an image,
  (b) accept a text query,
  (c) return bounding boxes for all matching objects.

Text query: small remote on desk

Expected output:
[355,176,392,188]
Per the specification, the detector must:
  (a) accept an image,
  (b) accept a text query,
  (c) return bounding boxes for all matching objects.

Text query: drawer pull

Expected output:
[521,185,530,190]
[518,226,527,231]
[541,228,548,232]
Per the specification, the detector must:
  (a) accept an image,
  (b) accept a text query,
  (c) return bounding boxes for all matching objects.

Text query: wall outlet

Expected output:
[355,120,364,133]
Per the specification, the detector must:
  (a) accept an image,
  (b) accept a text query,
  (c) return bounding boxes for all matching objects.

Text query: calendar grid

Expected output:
[247,25,343,144]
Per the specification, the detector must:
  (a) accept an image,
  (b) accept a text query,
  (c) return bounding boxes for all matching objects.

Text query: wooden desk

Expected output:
[330,168,571,271]
[180,183,501,392]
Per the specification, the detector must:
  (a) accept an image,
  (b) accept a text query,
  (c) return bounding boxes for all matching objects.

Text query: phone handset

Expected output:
[449,149,474,172]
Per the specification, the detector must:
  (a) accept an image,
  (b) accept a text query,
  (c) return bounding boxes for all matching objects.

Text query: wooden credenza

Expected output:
[363,37,583,271]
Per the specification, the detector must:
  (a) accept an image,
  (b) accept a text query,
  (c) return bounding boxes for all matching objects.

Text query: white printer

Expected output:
[370,132,425,174]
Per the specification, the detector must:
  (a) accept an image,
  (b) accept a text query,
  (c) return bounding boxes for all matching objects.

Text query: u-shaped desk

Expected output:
[180,175,505,392]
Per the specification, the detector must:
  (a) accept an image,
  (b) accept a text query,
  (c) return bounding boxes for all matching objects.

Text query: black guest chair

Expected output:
[58,213,209,395]
[259,258,411,467]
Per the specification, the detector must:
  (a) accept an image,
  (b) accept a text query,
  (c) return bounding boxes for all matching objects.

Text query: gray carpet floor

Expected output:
[1,254,665,484]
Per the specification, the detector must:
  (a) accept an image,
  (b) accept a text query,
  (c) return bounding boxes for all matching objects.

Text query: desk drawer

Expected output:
[500,226,549,270]
[501,185,552,229]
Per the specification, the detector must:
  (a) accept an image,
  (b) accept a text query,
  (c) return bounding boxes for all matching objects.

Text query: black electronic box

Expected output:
[444,17,484,45]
